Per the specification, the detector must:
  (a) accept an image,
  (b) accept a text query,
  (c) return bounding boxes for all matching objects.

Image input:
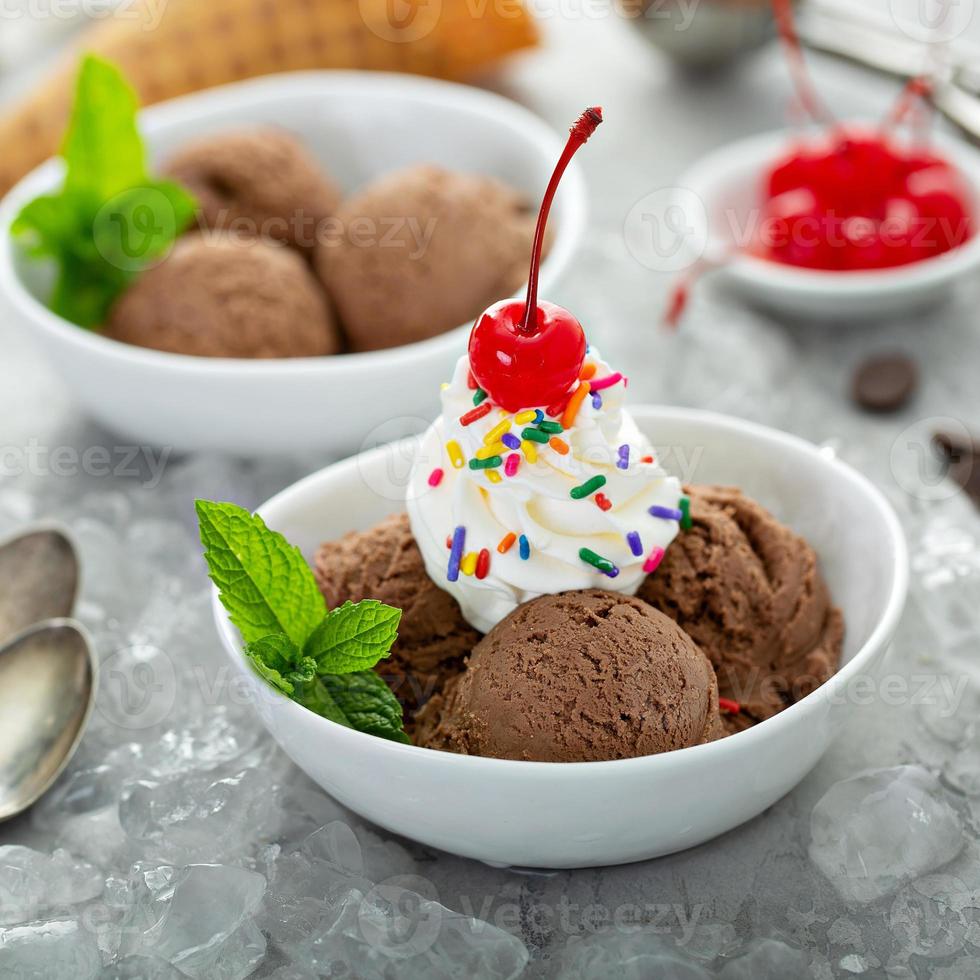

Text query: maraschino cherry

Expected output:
[468,107,603,412]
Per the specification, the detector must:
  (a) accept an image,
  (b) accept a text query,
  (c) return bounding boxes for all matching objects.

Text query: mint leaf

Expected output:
[246,633,316,696]
[10,54,197,328]
[297,672,409,744]
[196,500,325,649]
[62,54,146,201]
[304,600,401,674]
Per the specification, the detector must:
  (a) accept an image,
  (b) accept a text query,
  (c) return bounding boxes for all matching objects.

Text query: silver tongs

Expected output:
[799,0,980,143]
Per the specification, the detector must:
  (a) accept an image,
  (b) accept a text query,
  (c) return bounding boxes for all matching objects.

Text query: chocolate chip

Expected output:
[851,353,918,413]
[933,430,980,509]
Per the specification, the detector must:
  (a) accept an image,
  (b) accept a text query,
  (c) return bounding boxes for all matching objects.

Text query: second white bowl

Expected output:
[211,406,908,868]
[0,72,585,455]
[677,126,980,320]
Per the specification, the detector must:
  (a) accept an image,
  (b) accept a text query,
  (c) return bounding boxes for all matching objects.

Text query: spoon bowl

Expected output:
[0,620,96,822]
[0,525,79,646]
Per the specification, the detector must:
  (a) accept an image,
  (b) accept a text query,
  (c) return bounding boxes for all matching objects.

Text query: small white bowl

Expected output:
[211,406,908,869]
[677,126,980,319]
[0,72,584,456]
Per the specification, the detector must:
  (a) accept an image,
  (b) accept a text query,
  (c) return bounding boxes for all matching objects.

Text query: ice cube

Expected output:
[0,846,103,925]
[887,872,980,959]
[547,932,711,980]
[300,822,364,877]
[119,767,280,864]
[718,939,810,979]
[0,917,102,980]
[99,955,186,979]
[289,882,530,980]
[131,864,266,980]
[810,766,965,903]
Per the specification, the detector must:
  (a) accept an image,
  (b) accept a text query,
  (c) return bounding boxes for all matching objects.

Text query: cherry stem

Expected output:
[519,107,603,336]
[771,0,834,127]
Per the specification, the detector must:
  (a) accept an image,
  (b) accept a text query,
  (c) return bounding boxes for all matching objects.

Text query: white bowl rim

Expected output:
[0,70,586,378]
[679,123,980,295]
[211,404,910,773]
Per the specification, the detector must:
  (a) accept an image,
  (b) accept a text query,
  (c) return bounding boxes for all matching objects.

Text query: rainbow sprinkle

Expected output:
[626,531,643,556]
[475,549,490,580]
[446,440,465,469]
[534,410,545,424]
[594,493,612,512]
[679,496,692,530]
[521,439,538,464]
[591,392,602,410]
[460,552,478,576]
[469,455,502,470]
[579,547,619,578]
[447,526,465,581]
[476,443,506,460]
[538,420,563,434]
[616,444,630,470]
[505,453,521,477]
[549,437,569,455]
[501,432,521,451]
[460,403,492,426]
[518,534,530,560]
[522,427,550,444]
[515,410,537,424]
[428,468,444,488]
[649,504,682,521]
[643,546,665,574]
[484,419,512,444]
[562,382,591,429]
[570,475,607,499]
[579,362,597,380]
[473,388,488,406]
[590,372,624,392]
[486,470,502,484]
[498,532,517,554]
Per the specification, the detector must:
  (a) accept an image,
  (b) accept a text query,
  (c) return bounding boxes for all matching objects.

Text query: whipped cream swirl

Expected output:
[407,351,684,634]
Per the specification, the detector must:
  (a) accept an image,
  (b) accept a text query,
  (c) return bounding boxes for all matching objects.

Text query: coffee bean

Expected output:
[852,353,918,413]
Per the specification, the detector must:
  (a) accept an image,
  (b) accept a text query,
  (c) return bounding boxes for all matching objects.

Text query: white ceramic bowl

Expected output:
[0,72,585,455]
[211,406,908,869]
[677,127,980,319]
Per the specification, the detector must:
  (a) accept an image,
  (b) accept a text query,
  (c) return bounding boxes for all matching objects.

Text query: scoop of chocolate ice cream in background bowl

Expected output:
[210,405,907,868]
[0,73,585,454]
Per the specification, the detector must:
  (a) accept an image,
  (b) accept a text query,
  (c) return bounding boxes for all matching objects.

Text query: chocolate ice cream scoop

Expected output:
[637,485,844,730]
[163,128,341,250]
[313,513,480,721]
[105,234,340,358]
[416,590,723,762]
[315,165,538,351]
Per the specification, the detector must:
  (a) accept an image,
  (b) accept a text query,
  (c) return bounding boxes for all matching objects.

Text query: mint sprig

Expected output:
[11,55,196,328]
[197,500,408,744]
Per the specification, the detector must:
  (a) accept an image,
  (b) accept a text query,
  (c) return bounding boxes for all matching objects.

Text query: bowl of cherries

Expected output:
[672,0,980,320]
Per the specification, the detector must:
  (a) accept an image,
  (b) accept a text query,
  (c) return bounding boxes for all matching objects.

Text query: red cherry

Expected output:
[468,108,602,412]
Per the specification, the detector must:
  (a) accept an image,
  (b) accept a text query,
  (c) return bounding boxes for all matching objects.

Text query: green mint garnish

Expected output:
[304,600,402,674]
[197,500,407,744]
[245,634,317,696]
[196,499,326,649]
[298,672,410,745]
[11,54,196,328]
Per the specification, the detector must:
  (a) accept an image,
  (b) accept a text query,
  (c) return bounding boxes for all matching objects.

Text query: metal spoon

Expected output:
[0,526,79,646]
[0,619,96,822]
